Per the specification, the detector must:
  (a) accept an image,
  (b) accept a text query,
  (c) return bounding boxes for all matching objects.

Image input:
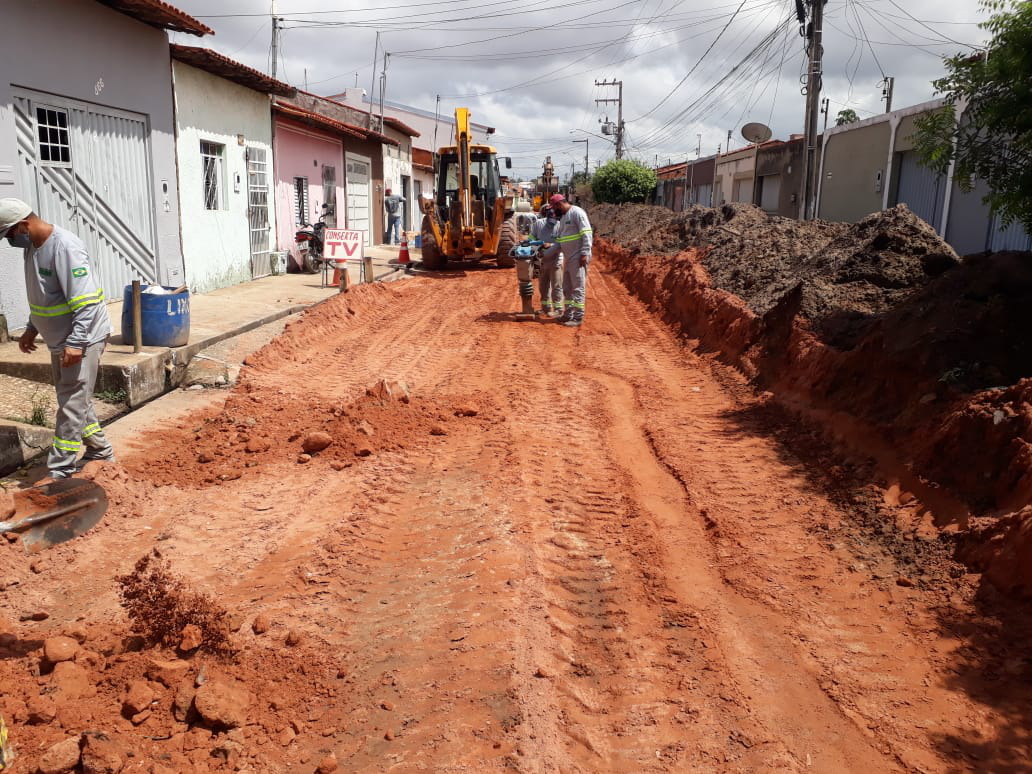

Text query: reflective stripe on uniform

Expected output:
[29,289,104,317]
[565,301,585,309]
[556,228,593,244]
[69,289,104,311]
[82,422,101,439]
[52,436,82,452]
[29,301,72,317]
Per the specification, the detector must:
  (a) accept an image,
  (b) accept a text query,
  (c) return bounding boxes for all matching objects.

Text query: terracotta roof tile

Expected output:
[96,0,212,36]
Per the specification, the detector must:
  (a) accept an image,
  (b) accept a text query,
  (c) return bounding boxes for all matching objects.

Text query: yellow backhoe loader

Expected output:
[419,108,518,269]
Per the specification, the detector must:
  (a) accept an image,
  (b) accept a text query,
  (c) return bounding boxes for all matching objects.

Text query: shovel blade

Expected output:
[17,479,108,553]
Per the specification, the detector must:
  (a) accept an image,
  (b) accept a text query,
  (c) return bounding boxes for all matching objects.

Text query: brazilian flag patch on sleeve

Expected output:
[72,267,88,278]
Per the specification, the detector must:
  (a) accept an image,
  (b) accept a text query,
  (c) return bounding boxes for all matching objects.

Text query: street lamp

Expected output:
[572,138,588,178]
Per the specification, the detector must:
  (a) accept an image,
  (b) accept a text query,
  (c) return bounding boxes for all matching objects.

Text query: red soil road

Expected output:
[1,267,1030,772]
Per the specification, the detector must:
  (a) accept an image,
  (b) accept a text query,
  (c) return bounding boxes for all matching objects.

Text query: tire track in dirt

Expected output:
[4,268,1026,773]
[578,267,993,771]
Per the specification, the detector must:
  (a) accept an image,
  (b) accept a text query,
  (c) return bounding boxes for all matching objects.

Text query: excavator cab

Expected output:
[420,108,518,270]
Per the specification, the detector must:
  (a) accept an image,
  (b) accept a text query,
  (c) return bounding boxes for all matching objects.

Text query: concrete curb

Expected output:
[0,418,55,476]
[166,304,307,391]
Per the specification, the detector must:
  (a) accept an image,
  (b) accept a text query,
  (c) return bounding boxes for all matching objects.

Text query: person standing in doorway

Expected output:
[549,194,593,327]
[0,198,115,478]
[384,187,405,245]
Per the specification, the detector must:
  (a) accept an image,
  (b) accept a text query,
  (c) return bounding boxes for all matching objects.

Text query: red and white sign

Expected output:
[322,229,365,265]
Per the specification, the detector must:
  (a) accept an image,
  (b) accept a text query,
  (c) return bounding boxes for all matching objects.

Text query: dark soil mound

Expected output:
[591,202,960,350]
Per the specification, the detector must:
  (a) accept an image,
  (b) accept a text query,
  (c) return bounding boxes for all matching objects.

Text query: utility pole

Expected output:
[685,132,701,209]
[270,2,281,79]
[799,0,825,220]
[881,76,894,113]
[377,51,388,134]
[367,31,380,130]
[595,79,624,159]
[572,138,588,178]
[713,144,721,205]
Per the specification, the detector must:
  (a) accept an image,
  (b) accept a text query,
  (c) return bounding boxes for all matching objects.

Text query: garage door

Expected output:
[13,88,158,300]
[895,150,945,231]
[759,174,781,213]
[345,152,372,246]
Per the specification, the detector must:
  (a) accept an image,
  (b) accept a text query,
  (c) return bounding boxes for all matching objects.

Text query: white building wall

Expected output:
[172,62,276,294]
[0,0,184,331]
[381,127,416,232]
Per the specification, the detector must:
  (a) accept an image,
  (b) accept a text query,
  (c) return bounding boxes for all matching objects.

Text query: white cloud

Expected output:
[172,0,989,179]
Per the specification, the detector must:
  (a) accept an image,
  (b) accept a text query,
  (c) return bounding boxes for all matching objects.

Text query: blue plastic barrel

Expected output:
[121,285,191,347]
[414,234,422,248]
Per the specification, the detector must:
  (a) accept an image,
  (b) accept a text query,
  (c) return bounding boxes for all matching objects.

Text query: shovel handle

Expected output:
[0,497,99,533]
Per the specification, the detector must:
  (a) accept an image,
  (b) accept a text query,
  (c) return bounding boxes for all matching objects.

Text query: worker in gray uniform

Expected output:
[531,205,563,317]
[549,194,593,327]
[0,198,115,478]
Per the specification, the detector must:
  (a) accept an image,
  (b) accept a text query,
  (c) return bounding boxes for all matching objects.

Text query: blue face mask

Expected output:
[6,231,31,249]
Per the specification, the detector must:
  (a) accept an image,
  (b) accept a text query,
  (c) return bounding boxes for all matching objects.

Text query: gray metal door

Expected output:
[246,146,272,278]
[895,150,945,231]
[732,177,753,204]
[694,183,713,207]
[14,89,158,300]
[759,174,781,213]
[988,214,1032,252]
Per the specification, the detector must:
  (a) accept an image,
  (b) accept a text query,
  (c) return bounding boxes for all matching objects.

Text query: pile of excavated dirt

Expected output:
[123,383,474,489]
[0,612,347,772]
[593,203,1032,597]
[592,202,960,349]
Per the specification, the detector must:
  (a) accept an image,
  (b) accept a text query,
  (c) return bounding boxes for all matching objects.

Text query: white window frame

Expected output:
[201,140,226,211]
[35,105,72,167]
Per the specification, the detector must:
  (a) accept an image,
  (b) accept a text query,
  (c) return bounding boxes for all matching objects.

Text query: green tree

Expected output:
[590,160,657,204]
[913,0,1032,230]
[835,108,860,126]
[570,171,591,187]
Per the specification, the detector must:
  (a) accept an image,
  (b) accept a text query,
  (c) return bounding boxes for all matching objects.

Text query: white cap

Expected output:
[0,198,32,239]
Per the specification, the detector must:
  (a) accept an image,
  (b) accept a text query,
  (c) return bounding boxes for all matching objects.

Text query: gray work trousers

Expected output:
[48,341,114,477]
[539,255,564,312]
[563,256,589,320]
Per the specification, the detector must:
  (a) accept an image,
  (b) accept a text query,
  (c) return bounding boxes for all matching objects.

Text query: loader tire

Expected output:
[420,216,446,270]
[494,216,518,269]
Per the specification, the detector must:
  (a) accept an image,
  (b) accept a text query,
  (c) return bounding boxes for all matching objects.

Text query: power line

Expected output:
[628,0,751,122]
[633,11,791,149]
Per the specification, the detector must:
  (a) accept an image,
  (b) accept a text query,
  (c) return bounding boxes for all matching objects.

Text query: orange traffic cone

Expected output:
[398,232,411,264]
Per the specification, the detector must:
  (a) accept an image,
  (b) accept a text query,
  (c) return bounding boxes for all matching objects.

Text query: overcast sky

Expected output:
[169,0,989,180]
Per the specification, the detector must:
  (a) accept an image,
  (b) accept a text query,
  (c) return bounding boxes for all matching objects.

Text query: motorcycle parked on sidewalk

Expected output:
[294,203,333,273]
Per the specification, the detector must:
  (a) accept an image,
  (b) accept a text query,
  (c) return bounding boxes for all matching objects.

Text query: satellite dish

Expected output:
[741,122,772,144]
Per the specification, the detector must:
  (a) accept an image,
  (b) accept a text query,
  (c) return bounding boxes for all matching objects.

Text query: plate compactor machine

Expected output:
[419,108,519,270]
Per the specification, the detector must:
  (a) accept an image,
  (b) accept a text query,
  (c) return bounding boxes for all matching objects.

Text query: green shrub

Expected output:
[591,160,657,204]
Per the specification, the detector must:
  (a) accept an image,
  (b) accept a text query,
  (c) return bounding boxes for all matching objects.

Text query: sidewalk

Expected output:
[0,244,414,407]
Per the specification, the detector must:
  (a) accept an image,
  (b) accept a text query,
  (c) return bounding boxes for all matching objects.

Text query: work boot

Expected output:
[562,318,582,327]
[76,453,116,471]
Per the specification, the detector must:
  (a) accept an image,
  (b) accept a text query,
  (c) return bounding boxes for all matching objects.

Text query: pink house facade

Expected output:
[272,104,359,271]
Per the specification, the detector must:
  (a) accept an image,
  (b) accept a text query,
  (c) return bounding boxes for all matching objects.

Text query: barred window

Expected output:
[292,177,309,224]
[36,107,71,165]
[201,141,225,210]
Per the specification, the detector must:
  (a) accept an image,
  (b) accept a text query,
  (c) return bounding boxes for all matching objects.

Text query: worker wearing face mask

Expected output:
[0,198,114,478]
